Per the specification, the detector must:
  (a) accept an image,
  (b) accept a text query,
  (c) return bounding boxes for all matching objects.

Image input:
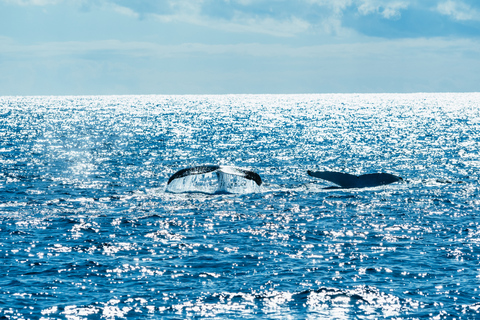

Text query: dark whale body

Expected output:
[168,165,262,186]
[307,171,402,189]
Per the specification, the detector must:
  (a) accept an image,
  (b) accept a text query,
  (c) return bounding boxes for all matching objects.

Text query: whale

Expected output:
[168,165,262,186]
[307,171,402,189]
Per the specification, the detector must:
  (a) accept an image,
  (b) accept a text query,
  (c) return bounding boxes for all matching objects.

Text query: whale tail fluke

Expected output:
[166,165,262,194]
[168,165,262,186]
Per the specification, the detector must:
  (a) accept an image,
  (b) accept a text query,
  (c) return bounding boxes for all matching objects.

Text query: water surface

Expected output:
[1,93,480,319]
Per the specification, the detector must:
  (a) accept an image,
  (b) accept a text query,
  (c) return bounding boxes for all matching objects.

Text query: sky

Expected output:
[1,0,479,95]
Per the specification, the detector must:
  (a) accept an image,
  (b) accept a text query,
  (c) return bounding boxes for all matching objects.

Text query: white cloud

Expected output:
[2,35,480,94]
[357,0,409,19]
[108,3,139,19]
[187,14,312,37]
[437,0,480,21]
[2,0,480,43]
[117,1,313,37]
[2,34,479,60]
[304,0,353,14]
[1,0,62,5]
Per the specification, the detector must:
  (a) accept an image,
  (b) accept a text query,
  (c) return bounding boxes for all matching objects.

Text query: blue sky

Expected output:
[1,0,479,95]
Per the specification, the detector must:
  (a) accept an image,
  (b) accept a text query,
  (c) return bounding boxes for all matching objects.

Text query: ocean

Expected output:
[1,93,479,319]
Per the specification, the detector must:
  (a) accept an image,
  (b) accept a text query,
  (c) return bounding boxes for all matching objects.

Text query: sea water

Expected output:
[1,93,479,319]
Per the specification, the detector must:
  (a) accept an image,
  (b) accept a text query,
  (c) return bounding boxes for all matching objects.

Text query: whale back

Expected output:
[308,170,402,189]
[358,173,402,188]
[307,171,360,188]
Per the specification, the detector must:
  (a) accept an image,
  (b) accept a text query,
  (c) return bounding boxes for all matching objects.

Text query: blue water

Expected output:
[1,93,480,319]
